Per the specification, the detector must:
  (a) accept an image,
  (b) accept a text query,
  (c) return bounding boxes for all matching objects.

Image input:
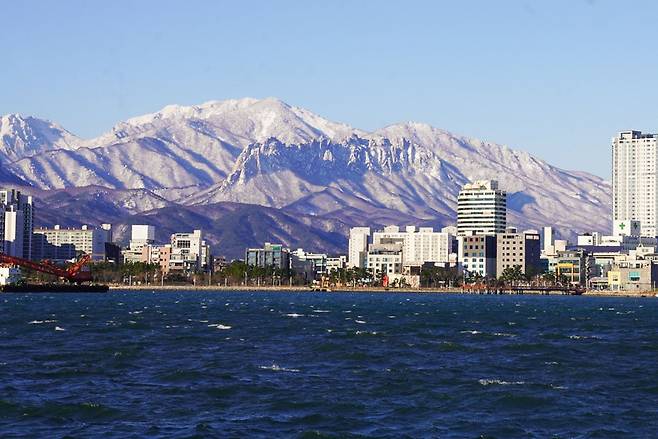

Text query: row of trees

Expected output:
[75,260,571,288]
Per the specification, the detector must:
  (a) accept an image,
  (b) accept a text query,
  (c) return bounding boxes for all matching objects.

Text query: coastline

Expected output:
[108,285,657,298]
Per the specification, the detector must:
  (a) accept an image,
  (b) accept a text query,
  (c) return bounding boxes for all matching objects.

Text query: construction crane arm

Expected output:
[0,253,92,283]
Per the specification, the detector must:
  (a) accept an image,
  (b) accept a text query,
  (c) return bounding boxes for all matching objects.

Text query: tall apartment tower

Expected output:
[0,189,34,259]
[457,180,507,236]
[612,131,658,237]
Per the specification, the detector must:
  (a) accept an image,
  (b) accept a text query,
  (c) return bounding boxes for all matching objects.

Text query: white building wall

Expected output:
[372,226,453,265]
[348,227,371,268]
[457,180,507,236]
[3,210,24,258]
[612,131,658,237]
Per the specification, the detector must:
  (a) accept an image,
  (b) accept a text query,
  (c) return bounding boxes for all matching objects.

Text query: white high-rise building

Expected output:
[457,180,506,236]
[348,227,371,268]
[612,131,658,237]
[0,189,34,259]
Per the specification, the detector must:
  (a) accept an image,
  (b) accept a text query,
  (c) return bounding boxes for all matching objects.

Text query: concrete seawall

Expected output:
[108,285,657,297]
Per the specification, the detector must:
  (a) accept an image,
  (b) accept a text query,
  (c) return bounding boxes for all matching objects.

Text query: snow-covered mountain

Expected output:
[0,114,80,162]
[0,97,612,253]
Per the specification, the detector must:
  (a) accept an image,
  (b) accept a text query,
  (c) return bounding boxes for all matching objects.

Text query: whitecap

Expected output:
[313,310,330,313]
[54,326,66,331]
[286,313,304,318]
[478,379,525,386]
[460,330,482,335]
[355,320,367,324]
[569,335,601,340]
[493,332,515,337]
[259,364,299,373]
[28,320,44,324]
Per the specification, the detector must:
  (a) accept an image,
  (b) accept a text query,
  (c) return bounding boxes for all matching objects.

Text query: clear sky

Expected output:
[2,0,657,178]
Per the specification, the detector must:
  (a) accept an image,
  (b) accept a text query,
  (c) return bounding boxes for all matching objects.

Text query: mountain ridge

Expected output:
[0,97,612,256]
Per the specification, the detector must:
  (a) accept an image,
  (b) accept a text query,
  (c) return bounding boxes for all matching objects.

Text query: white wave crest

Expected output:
[259,364,300,373]
[478,379,525,386]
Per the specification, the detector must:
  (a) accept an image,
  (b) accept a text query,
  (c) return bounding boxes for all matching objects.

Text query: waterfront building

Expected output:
[213,256,228,273]
[457,234,497,278]
[0,189,34,259]
[123,225,157,264]
[123,227,210,273]
[372,225,454,266]
[608,258,658,291]
[612,130,658,237]
[348,227,371,268]
[457,180,507,236]
[170,230,209,273]
[290,249,327,280]
[147,244,172,274]
[548,250,592,287]
[245,242,290,271]
[326,255,347,273]
[33,224,113,262]
[495,228,541,277]
[366,242,403,276]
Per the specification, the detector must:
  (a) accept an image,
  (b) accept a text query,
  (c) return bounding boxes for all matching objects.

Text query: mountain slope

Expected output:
[0,114,80,162]
[0,97,613,254]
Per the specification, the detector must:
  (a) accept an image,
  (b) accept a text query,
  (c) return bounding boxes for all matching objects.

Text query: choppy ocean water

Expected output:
[1,291,657,438]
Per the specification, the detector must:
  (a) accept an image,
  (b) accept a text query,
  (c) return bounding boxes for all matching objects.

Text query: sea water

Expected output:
[1,291,657,437]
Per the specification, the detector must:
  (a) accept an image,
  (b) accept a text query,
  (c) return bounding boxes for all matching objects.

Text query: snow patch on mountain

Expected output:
[0,114,80,162]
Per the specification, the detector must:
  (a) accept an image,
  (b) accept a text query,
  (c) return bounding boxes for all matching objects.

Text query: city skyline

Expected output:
[4,1,658,178]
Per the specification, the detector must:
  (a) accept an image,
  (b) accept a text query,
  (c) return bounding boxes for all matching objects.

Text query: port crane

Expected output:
[0,253,93,283]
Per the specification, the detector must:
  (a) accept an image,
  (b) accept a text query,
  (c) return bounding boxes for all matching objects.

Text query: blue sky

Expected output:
[2,0,657,178]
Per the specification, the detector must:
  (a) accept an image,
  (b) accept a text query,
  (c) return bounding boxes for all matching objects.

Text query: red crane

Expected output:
[0,253,93,283]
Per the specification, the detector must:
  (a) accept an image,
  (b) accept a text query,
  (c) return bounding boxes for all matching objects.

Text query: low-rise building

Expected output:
[146,244,172,274]
[245,242,290,271]
[366,243,403,276]
[608,259,658,291]
[549,250,591,286]
[372,225,454,266]
[170,230,210,273]
[495,228,541,277]
[123,225,156,264]
[326,256,347,273]
[458,234,497,278]
[291,249,327,281]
